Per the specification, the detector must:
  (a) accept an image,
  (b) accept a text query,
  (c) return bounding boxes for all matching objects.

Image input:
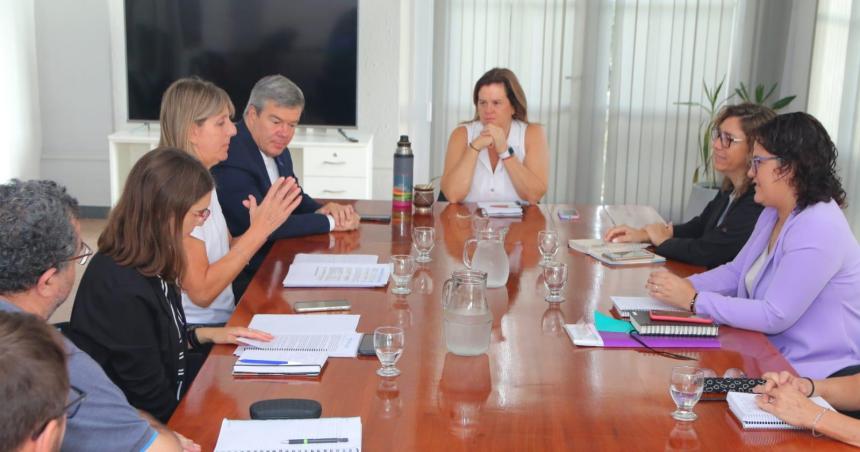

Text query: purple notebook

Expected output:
[599,332,721,348]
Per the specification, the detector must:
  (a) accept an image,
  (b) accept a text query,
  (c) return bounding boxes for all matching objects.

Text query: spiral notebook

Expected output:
[727,392,834,430]
[214,417,361,451]
[629,311,719,337]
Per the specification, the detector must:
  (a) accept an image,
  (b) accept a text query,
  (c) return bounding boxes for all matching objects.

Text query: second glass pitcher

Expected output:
[463,229,510,288]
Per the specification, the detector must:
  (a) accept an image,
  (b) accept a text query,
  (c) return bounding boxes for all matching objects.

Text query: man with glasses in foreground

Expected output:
[0,179,194,451]
[0,311,77,452]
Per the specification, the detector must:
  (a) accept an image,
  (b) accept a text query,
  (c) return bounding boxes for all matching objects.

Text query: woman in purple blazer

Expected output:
[647,112,860,380]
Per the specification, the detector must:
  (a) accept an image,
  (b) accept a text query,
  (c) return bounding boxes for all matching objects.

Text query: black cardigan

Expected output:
[654,186,763,268]
[69,253,188,423]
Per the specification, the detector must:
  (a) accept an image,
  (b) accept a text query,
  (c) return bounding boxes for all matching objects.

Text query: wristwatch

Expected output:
[499,146,514,160]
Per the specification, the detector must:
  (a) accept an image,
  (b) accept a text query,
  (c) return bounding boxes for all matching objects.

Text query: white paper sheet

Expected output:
[214,417,362,451]
[293,254,378,264]
[283,263,390,288]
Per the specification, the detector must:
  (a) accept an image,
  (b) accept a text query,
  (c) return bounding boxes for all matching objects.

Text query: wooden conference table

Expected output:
[169,201,851,451]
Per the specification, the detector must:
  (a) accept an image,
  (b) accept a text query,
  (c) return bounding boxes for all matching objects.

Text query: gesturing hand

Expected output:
[244,177,302,235]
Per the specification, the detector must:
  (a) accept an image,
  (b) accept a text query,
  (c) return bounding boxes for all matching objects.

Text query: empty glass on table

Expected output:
[538,230,559,266]
[412,226,435,263]
[374,326,405,377]
[543,261,568,302]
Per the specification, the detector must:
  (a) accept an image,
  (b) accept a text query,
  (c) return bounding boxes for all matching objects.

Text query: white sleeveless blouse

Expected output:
[462,120,527,203]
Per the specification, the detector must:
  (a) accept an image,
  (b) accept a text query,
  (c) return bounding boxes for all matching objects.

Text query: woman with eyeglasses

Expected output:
[605,103,774,268]
[70,148,276,422]
[159,77,301,328]
[647,112,860,381]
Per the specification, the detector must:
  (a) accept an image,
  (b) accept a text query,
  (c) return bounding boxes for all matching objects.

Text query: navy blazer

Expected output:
[213,120,330,239]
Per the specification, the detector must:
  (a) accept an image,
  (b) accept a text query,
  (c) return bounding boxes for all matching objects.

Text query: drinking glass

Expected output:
[543,261,568,302]
[669,366,705,421]
[390,255,416,295]
[374,326,405,377]
[538,230,559,266]
[412,226,435,263]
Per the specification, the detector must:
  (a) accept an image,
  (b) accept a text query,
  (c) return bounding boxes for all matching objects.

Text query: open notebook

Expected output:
[727,392,834,430]
[214,417,361,451]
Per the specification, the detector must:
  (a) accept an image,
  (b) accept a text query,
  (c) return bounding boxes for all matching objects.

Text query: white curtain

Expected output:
[430,0,775,222]
[0,0,42,182]
[808,0,860,236]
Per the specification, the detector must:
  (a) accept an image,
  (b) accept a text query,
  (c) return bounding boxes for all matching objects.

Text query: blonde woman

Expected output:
[159,77,301,326]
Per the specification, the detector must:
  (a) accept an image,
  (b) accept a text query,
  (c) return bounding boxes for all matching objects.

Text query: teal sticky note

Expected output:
[594,310,634,333]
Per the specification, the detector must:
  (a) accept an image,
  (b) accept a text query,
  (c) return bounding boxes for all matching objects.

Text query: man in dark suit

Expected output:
[213,75,359,295]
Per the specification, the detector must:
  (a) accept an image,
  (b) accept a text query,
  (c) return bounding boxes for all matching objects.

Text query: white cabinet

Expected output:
[107,128,373,206]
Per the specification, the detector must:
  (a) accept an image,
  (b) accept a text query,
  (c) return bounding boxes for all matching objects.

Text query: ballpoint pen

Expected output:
[285,438,348,445]
[237,359,291,365]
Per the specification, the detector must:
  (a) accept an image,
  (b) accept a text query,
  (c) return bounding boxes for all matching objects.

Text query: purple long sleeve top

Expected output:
[689,200,860,379]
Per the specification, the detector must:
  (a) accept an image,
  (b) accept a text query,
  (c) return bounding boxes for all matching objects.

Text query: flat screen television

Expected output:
[124,0,358,127]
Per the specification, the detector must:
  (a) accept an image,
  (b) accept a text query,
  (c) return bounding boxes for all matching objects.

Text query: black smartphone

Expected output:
[360,214,391,223]
[358,334,376,356]
[294,300,351,313]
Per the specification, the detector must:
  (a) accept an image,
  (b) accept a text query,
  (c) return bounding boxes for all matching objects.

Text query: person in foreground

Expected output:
[70,149,273,423]
[440,67,549,204]
[159,77,302,321]
[0,179,192,451]
[646,112,860,379]
[213,75,360,287]
[754,371,860,446]
[0,312,70,452]
[605,103,773,268]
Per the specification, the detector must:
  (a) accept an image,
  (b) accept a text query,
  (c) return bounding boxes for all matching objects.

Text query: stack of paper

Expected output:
[234,314,362,377]
[611,296,685,318]
[214,417,362,451]
[477,202,523,218]
[233,350,327,376]
[283,254,390,288]
[568,239,665,265]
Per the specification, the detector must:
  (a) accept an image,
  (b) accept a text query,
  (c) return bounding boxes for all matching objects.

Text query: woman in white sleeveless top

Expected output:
[159,78,301,326]
[441,68,549,204]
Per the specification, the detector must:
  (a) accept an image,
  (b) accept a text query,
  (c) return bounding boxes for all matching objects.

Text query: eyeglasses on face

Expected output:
[710,128,745,148]
[64,241,93,266]
[31,386,87,439]
[749,156,782,176]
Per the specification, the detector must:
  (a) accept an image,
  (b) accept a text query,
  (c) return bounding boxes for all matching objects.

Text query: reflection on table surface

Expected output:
[168,201,850,451]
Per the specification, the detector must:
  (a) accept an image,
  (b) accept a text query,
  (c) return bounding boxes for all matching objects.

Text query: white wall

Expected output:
[0,0,42,182]
[33,0,431,206]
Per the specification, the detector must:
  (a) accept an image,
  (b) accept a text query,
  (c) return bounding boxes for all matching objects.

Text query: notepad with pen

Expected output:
[214,417,361,451]
[727,392,834,430]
